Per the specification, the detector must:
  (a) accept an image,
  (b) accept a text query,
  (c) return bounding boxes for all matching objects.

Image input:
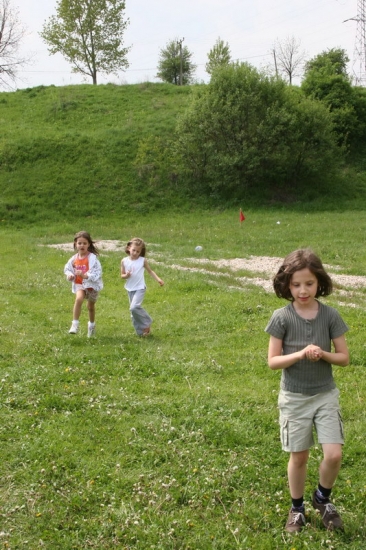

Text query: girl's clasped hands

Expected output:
[304,344,322,362]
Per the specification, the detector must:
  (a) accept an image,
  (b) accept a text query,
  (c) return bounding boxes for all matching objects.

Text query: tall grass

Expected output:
[1,210,365,549]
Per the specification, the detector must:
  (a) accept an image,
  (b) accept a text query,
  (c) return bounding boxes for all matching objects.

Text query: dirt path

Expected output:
[49,240,366,304]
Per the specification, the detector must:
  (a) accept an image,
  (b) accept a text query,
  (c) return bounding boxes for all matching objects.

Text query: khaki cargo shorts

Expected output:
[278,388,344,452]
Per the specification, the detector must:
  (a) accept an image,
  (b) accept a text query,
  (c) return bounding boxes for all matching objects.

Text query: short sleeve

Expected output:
[329,308,349,339]
[265,309,286,340]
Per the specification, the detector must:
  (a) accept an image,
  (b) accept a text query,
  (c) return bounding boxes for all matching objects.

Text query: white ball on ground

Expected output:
[195,246,203,252]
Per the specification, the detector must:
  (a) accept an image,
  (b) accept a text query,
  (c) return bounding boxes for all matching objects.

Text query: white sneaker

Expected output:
[87,324,95,338]
[69,322,79,334]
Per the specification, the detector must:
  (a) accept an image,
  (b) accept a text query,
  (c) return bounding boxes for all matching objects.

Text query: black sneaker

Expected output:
[312,491,344,531]
[285,508,306,533]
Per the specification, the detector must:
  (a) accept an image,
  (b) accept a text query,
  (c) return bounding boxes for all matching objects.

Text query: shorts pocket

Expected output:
[280,418,289,447]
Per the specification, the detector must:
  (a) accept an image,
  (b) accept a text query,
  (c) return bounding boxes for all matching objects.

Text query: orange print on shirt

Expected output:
[73,255,89,284]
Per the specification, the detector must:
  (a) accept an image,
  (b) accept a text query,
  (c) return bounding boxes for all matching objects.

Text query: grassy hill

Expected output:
[0,83,192,225]
[1,82,366,228]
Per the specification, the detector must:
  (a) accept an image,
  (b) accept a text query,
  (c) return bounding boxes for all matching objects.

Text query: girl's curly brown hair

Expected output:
[273,249,333,301]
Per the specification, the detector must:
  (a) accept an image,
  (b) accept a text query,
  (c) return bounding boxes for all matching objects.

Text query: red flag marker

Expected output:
[240,209,245,223]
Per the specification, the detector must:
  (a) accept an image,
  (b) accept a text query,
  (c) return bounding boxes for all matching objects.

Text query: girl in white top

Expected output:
[121,237,164,336]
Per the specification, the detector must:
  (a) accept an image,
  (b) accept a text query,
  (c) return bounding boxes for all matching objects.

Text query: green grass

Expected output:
[0,83,193,224]
[1,210,366,549]
[3,82,366,228]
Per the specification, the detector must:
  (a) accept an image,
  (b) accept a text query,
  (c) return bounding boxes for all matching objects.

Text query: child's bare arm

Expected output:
[268,336,322,370]
[120,260,131,279]
[307,335,349,367]
[144,259,164,286]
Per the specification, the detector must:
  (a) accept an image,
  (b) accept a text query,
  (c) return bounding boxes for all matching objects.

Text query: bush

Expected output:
[174,63,341,200]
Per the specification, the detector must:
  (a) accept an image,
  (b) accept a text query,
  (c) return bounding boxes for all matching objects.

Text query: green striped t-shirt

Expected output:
[265,301,348,395]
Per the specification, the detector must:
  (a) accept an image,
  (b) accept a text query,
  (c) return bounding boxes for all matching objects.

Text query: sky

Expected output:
[6,0,362,89]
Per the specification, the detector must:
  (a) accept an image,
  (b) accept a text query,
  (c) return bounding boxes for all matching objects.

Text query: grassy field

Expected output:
[1,210,366,549]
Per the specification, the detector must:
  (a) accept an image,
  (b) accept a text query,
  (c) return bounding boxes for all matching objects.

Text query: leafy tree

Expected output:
[350,86,366,143]
[156,39,196,85]
[304,48,349,78]
[0,0,30,89]
[40,0,130,85]
[272,35,306,84]
[175,63,341,199]
[205,37,231,76]
[301,48,357,144]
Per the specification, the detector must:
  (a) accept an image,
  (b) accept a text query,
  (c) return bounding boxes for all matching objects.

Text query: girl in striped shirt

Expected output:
[265,249,349,533]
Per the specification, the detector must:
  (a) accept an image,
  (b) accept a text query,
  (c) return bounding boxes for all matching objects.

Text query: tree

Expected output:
[301,48,357,144]
[304,48,349,78]
[205,37,231,76]
[175,63,341,199]
[272,36,306,84]
[40,0,130,85]
[156,38,196,85]
[0,0,29,89]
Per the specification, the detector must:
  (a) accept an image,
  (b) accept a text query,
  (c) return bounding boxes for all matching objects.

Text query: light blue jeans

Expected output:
[127,289,152,335]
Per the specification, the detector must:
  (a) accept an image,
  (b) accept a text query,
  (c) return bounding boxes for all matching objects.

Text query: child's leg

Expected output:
[288,449,309,499]
[87,299,96,323]
[312,443,343,530]
[128,289,152,335]
[87,300,96,337]
[86,291,99,337]
[318,443,342,490]
[69,290,85,333]
[312,389,344,530]
[73,289,86,320]
[313,389,344,513]
[285,450,309,532]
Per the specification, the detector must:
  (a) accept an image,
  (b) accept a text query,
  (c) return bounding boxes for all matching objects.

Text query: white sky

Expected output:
[8,0,362,89]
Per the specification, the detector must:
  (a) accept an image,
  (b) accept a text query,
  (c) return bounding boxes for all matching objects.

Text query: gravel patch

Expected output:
[48,239,126,252]
[48,241,366,295]
[189,256,366,289]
